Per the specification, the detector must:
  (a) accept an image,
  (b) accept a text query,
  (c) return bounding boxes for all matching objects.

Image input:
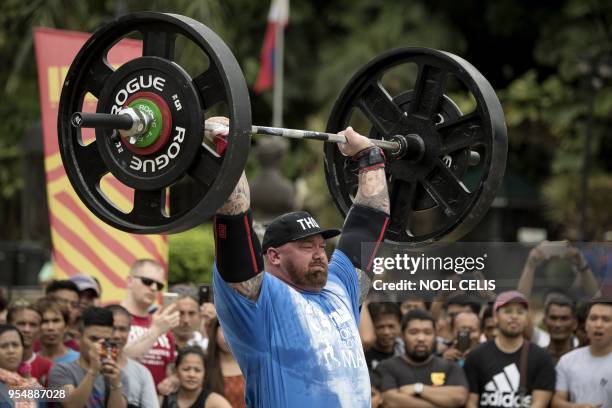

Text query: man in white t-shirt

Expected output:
[553,300,612,407]
[172,295,209,351]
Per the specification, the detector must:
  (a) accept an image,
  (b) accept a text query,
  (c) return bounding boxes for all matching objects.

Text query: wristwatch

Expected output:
[414,382,424,396]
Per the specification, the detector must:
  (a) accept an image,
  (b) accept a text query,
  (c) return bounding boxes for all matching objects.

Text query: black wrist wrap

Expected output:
[337,204,389,276]
[352,146,386,173]
[214,210,263,283]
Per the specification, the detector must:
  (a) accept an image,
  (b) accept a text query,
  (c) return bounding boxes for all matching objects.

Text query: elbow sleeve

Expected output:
[214,210,263,283]
[337,204,389,273]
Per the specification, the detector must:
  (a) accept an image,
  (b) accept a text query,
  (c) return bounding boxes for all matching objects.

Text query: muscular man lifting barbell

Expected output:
[208,116,389,407]
[58,14,509,406]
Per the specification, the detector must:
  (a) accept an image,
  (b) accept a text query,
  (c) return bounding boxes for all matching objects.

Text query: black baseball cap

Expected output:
[262,211,341,252]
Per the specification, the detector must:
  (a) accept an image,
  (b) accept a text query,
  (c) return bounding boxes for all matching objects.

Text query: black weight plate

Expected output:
[58,12,251,234]
[324,47,507,247]
[96,56,202,191]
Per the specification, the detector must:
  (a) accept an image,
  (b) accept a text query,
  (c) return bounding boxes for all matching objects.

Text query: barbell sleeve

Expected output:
[71,112,134,130]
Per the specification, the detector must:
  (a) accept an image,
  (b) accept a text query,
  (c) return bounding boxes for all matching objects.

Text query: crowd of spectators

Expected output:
[362,292,611,408]
[0,242,610,407]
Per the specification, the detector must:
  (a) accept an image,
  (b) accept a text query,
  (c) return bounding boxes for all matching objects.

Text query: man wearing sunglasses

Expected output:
[120,259,180,387]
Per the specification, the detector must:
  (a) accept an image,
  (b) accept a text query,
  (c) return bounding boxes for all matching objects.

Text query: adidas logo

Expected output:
[480,363,531,407]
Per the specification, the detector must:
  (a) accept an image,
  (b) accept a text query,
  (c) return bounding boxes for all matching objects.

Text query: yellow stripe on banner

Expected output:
[48,66,61,106]
[99,177,134,214]
[44,152,63,172]
[64,188,166,261]
[46,175,166,266]
[48,178,165,255]
[53,197,133,273]
[52,228,126,303]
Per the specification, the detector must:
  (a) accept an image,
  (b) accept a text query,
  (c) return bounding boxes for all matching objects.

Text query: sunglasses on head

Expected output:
[135,276,164,291]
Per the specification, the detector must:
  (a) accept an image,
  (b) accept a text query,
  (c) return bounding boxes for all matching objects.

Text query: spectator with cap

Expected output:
[70,274,102,309]
[6,300,53,386]
[552,299,612,408]
[376,309,468,407]
[464,291,556,408]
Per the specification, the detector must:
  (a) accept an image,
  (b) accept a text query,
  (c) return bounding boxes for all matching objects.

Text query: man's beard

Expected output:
[499,325,524,338]
[406,342,433,362]
[285,260,328,289]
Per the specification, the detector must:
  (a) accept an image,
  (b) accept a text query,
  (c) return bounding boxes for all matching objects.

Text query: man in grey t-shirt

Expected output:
[49,307,128,407]
[553,301,612,407]
[106,304,158,408]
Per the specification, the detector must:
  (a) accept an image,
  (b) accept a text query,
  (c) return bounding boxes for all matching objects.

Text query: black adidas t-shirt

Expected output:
[376,355,468,391]
[463,340,555,408]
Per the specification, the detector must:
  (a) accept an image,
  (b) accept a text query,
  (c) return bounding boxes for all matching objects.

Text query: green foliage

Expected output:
[167,224,215,285]
[0,0,611,244]
[499,0,612,237]
[543,173,612,239]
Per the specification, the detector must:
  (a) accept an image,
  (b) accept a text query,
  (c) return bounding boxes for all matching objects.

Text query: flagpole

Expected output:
[272,16,284,127]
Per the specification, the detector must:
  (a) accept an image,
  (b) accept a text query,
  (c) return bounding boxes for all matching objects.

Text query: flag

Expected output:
[33,28,169,303]
[254,0,289,94]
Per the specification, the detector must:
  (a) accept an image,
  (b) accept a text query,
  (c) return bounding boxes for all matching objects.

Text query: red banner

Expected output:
[33,28,168,303]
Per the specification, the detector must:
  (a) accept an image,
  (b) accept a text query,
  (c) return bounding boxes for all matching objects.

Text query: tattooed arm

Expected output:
[337,127,390,298]
[215,171,264,301]
[337,127,390,214]
[217,172,250,215]
[208,116,264,301]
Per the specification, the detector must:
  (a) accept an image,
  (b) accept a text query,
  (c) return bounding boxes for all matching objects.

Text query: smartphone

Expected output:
[541,241,568,258]
[100,339,117,363]
[198,284,212,305]
[162,292,179,307]
[457,329,471,353]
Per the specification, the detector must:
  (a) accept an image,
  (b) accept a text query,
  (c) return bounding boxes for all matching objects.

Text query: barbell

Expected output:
[58,12,507,246]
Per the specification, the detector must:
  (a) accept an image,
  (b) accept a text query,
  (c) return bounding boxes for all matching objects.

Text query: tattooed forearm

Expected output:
[217,172,250,215]
[230,273,264,301]
[354,168,390,214]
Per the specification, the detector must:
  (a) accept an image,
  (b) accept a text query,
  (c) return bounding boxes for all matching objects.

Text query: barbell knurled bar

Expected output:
[71,109,480,164]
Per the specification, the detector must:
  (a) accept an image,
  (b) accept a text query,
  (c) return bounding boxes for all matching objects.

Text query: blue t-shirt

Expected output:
[53,348,79,364]
[213,249,370,408]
